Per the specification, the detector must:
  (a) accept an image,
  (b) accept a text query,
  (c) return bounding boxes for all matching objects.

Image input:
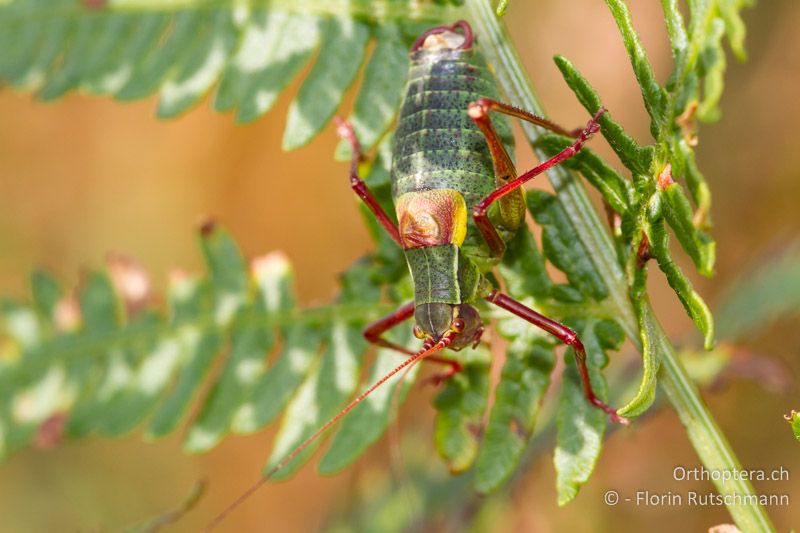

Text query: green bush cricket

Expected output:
[207,20,625,530]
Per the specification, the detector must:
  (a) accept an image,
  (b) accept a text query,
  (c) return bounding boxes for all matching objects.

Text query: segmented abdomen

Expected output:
[391,47,514,256]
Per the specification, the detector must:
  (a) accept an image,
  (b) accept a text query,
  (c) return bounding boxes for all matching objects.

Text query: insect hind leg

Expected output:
[486,290,629,425]
[469,103,604,257]
[470,97,593,138]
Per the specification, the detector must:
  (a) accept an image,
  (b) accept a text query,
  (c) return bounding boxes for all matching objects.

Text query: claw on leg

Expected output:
[418,358,463,388]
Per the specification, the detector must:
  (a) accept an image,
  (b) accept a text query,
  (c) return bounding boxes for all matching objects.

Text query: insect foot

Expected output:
[418,359,463,388]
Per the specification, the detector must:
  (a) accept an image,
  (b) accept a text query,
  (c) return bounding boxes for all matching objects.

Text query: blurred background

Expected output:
[0,0,798,531]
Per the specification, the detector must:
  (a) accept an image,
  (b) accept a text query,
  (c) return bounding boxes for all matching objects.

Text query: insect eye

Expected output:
[413,325,426,339]
[452,318,465,332]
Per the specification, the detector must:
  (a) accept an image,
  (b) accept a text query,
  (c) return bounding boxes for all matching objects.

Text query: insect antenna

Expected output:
[203,333,457,531]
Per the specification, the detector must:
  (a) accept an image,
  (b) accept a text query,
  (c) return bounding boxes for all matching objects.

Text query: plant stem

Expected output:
[464,1,775,531]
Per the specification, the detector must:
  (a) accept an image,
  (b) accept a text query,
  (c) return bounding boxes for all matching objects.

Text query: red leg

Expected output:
[418,360,463,387]
[364,301,416,355]
[335,118,402,247]
[364,302,463,384]
[466,100,522,257]
[486,290,629,425]
[469,97,587,138]
[468,101,604,257]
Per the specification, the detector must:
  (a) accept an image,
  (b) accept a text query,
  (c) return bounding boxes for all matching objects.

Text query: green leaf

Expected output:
[318,329,419,474]
[719,0,753,61]
[79,271,121,333]
[553,55,654,175]
[473,327,554,493]
[672,139,711,223]
[200,223,249,306]
[115,12,201,101]
[232,325,321,434]
[148,330,222,439]
[662,181,715,276]
[30,271,61,322]
[84,13,170,95]
[603,0,668,133]
[617,303,662,417]
[696,17,726,122]
[433,349,491,473]
[785,411,800,443]
[65,272,122,438]
[265,321,367,479]
[554,319,616,506]
[72,13,138,94]
[185,251,295,450]
[147,277,222,438]
[555,367,604,506]
[185,318,274,452]
[497,227,552,300]
[1,301,43,350]
[0,215,398,482]
[93,314,179,437]
[335,24,409,159]
[527,190,608,301]
[282,17,370,150]
[537,134,632,216]
[157,9,239,118]
[660,0,689,66]
[215,11,321,123]
[37,13,108,100]
[0,7,48,86]
[648,205,714,349]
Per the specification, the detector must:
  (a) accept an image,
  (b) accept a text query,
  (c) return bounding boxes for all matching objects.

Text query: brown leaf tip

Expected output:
[54,294,81,332]
[708,524,741,533]
[636,233,652,269]
[251,251,291,278]
[106,252,152,315]
[35,413,67,449]
[676,101,699,147]
[199,218,217,237]
[82,0,107,10]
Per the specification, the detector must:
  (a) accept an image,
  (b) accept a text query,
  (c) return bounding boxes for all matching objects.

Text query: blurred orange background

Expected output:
[0,1,798,531]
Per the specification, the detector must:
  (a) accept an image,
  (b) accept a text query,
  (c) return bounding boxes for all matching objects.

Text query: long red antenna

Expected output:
[203,333,456,531]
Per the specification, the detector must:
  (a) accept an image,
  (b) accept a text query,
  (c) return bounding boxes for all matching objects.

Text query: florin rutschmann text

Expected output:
[602,466,791,507]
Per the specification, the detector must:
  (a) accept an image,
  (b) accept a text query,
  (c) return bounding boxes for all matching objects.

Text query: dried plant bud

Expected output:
[251,251,291,279]
[676,100,699,147]
[708,525,741,533]
[35,412,67,449]
[657,164,675,190]
[54,294,80,332]
[107,253,152,317]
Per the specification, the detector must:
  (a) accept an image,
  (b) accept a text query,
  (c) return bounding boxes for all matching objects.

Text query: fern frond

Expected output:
[0,0,462,145]
[0,222,404,464]
[535,0,753,419]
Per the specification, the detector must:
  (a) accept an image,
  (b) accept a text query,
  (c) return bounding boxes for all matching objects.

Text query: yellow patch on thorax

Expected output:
[395,189,467,249]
